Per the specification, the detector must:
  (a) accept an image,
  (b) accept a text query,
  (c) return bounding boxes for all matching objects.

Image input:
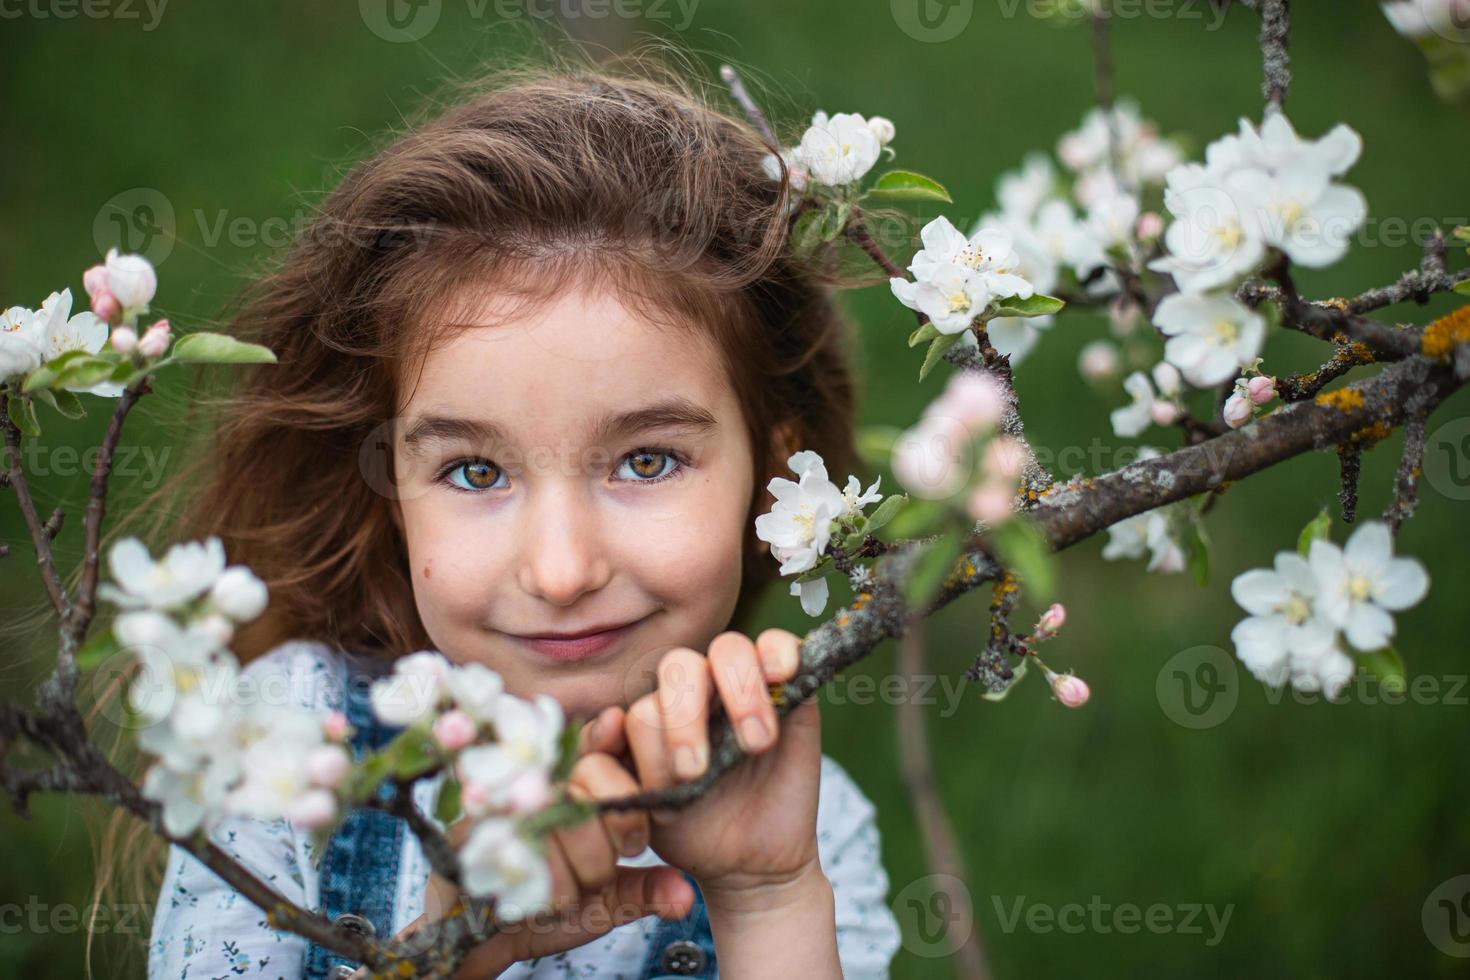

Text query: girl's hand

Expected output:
[372,748,695,979]
[602,628,826,907]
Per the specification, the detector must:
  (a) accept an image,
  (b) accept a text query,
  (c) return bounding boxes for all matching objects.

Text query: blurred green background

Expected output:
[3,1,1468,977]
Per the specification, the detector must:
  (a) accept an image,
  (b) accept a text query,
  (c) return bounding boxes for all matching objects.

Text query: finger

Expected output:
[708,631,778,755]
[624,691,679,824]
[564,752,649,862]
[453,865,695,978]
[577,705,627,759]
[754,627,802,683]
[656,647,711,782]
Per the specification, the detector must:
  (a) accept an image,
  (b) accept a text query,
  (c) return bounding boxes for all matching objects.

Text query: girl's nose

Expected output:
[515,482,613,606]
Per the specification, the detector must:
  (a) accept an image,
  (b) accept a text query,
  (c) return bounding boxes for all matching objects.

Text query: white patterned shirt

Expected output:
[147,640,903,978]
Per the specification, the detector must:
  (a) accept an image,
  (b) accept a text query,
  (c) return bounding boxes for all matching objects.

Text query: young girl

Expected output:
[142,56,902,979]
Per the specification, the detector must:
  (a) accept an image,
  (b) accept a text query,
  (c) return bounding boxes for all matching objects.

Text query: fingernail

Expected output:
[673,745,706,780]
[739,715,771,752]
[621,828,646,855]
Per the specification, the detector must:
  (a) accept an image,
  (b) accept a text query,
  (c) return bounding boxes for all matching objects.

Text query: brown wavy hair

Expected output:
[126,47,869,667]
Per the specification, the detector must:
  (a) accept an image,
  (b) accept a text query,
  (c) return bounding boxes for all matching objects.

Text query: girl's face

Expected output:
[390,280,757,722]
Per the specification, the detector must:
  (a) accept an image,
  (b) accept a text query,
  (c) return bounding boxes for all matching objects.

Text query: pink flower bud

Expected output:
[109,325,138,354]
[1223,392,1252,429]
[82,264,109,299]
[867,115,897,146]
[1247,375,1277,406]
[1136,211,1165,241]
[1149,401,1180,426]
[305,745,351,789]
[92,290,121,323]
[138,319,170,358]
[893,415,970,500]
[966,480,1013,525]
[505,768,552,815]
[1047,670,1090,708]
[1077,340,1121,383]
[286,788,338,830]
[460,781,491,817]
[196,612,234,647]
[933,372,1007,435]
[982,436,1027,480]
[432,708,478,752]
[323,711,349,742]
[1036,603,1066,636]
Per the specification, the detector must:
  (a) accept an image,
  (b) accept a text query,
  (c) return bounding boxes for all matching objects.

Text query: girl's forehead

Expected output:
[397,284,738,431]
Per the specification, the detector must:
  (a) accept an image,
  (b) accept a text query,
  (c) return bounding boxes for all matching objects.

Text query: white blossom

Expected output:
[444,662,505,723]
[456,694,564,816]
[30,288,124,397]
[1153,291,1266,387]
[1308,521,1429,651]
[890,217,1036,335]
[754,450,846,575]
[103,247,157,317]
[1382,0,1470,40]
[98,536,228,612]
[370,650,452,727]
[458,817,553,919]
[1056,100,1183,195]
[790,577,830,617]
[208,566,268,622]
[1109,371,1159,438]
[0,305,46,380]
[790,110,883,187]
[1230,552,1342,690]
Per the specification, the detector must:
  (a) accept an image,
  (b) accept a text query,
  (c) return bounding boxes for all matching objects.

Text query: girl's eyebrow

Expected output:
[399,396,719,458]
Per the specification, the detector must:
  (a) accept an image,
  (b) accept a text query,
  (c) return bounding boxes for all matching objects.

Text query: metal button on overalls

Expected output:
[658,938,707,975]
[331,912,377,938]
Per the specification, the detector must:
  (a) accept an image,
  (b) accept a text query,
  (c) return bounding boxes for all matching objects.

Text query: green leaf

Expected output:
[1182,520,1211,587]
[6,393,39,436]
[792,209,827,254]
[992,518,1056,599]
[919,332,962,382]
[342,751,394,805]
[988,293,1065,319]
[434,776,462,825]
[865,493,909,533]
[1359,647,1405,696]
[1452,225,1470,242]
[1455,279,1470,296]
[826,200,853,242]
[389,727,440,780]
[842,531,866,552]
[31,387,86,420]
[53,355,120,389]
[865,170,953,203]
[550,721,583,783]
[21,350,96,392]
[904,532,965,609]
[907,321,940,348]
[521,798,597,839]
[981,657,1028,703]
[76,629,123,671]
[1297,509,1333,556]
[168,332,278,366]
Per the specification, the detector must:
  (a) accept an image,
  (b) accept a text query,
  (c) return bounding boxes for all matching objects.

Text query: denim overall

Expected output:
[303,653,718,979]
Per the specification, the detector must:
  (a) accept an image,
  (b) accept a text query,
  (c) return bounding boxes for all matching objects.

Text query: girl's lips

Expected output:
[512,616,647,664]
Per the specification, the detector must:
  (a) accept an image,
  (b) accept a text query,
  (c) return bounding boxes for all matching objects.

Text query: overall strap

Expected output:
[638,869,719,978]
[304,654,407,980]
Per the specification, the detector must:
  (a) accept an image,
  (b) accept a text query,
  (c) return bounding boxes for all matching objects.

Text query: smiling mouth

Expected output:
[508,614,651,664]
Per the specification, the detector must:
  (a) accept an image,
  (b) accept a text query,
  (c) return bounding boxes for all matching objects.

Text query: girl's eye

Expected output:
[616,448,684,483]
[443,458,506,492]
[438,450,685,493]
